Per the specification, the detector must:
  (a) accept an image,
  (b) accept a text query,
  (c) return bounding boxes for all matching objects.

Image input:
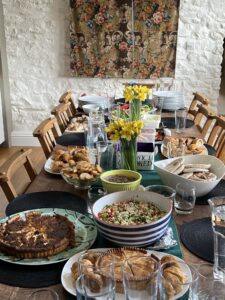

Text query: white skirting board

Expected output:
[11,131,40,147]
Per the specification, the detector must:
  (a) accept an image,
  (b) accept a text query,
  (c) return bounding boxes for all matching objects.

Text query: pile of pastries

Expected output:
[66,115,88,132]
[162,136,206,157]
[50,146,102,181]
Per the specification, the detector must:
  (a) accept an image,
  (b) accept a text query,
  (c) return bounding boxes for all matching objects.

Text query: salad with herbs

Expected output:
[97,200,166,226]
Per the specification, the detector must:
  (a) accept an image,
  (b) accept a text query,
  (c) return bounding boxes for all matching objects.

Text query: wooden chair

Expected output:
[217,136,225,164]
[206,115,225,152]
[51,102,73,133]
[193,104,216,140]
[59,91,77,116]
[188,92,210,120]
[33,117,62,159]
[0,149,37,202]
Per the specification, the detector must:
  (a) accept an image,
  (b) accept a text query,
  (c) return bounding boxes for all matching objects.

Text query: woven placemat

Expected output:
[56,132,86,147]
[6,191,87,216]
[161,117,194,129]
[196,180,225,205]
[180,217,213,262]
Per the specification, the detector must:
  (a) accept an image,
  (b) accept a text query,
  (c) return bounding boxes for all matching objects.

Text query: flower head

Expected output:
[124,85,150,103]
[106,119,143,141]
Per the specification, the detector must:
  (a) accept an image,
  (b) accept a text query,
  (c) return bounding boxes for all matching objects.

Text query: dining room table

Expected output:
[0,111,222,300]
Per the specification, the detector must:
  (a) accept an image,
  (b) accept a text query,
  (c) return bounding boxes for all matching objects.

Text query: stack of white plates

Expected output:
[153,91,184,111]
[78,95,108,109]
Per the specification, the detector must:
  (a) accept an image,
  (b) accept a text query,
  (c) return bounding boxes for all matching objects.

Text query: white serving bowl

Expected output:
[154,155,225,197]
[78,95,107,108]
[82,104,99,114]
[92,190,172,247]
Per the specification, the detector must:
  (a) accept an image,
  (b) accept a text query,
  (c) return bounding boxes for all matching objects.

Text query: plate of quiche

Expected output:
[0,208,97,265]
[161,136,208,158]
[61,247,191,300]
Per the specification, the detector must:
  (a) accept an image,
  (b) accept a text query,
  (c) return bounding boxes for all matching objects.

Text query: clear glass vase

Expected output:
[129,99,141,121]
[120,138,137,171]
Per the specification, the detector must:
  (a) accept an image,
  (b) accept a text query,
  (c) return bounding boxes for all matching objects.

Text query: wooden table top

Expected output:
[0,117,212,299]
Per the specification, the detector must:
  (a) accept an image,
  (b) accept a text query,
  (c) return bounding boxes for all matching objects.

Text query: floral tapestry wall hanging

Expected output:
[70,0,179,79]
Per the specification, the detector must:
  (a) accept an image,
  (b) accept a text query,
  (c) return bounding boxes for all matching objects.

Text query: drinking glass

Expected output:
[175,108,187,133]
[208,196,225,282]
[76,253,115,300]
[197,263,225,299]
[122,256,159,299]
[27,289,59,300]
[159,261,198,300]
[174,182,196,214]
[87,186,106,215]
[96,141,114,171]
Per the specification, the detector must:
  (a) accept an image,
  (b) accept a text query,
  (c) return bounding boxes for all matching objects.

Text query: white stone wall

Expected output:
[2,0,225,145]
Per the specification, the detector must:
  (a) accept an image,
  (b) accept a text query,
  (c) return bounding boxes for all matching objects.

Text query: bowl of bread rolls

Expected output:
[154,155,225,197]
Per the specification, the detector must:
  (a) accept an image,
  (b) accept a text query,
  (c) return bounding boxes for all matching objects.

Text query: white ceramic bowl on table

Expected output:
[82,104,99,114]
[154,155,225,197]
[92,190,172,247]
[78,95,107,109]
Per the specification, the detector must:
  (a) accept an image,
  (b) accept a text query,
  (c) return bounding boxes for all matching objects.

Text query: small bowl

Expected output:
[100,169,142,193]
[92,190,172,246]
[61,171,99,190]
[82,104,99,114]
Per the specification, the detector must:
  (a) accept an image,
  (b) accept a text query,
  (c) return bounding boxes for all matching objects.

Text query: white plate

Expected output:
[61,248,191,300]
[44,157,60,175]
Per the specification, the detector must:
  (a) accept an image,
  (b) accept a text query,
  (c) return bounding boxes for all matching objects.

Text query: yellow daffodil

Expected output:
[123,85,150,103]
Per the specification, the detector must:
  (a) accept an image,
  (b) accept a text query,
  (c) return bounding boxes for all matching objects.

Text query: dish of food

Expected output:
[161,136,208,158]
[0,209,97,265]
[164,157,217,181]
[105,175,137,183]
[44,146,90,175]
[61,248,191,300]
[65,115,88,133]
[97,200,166,226]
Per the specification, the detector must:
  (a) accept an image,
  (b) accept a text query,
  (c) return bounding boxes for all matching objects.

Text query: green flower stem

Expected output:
[130,99,141,121]
[120,137,137,171]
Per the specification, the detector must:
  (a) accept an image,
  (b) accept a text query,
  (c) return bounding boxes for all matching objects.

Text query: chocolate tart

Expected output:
[0,211,75,258]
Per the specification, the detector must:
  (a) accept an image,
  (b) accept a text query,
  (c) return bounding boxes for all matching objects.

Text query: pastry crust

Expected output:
[0,212,75,258]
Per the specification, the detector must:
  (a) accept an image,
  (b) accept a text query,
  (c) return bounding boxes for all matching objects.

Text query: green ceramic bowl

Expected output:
[100,169,142,193]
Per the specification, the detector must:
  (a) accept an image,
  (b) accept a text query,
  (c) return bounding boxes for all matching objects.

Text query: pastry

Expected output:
[0,211,75,259]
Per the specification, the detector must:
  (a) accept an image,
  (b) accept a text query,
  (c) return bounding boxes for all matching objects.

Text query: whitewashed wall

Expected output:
[2,0,225,146]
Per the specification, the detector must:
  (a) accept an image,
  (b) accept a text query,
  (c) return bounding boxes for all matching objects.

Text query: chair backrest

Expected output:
[217,136,225,164]
[0,149,37,202]
[33,117,62,159]
[188,92,211,120]
[207,115,225,151]
[59,91,77,116]
[193,104,216,139]
[51,102,73,132]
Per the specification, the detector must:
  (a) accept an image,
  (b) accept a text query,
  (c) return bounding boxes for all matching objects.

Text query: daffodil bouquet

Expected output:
[124,85,151,121]
[106,119,143,171]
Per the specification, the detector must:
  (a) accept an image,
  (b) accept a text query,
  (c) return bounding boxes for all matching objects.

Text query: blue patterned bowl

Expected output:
[92,190,172,247]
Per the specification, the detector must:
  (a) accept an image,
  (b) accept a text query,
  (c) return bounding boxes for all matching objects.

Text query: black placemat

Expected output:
[161,117,194,129]
[5,191,87,216]
[196,180,225,205]
[0,260,65,288]
[56,132,86,147]
[180,217,213,263]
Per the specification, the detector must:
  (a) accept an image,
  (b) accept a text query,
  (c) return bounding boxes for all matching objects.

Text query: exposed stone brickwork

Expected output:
[2,0,225,137]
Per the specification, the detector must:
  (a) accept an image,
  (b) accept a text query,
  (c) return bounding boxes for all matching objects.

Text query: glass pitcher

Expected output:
[86,111,107,163]
[208,196,225,282]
